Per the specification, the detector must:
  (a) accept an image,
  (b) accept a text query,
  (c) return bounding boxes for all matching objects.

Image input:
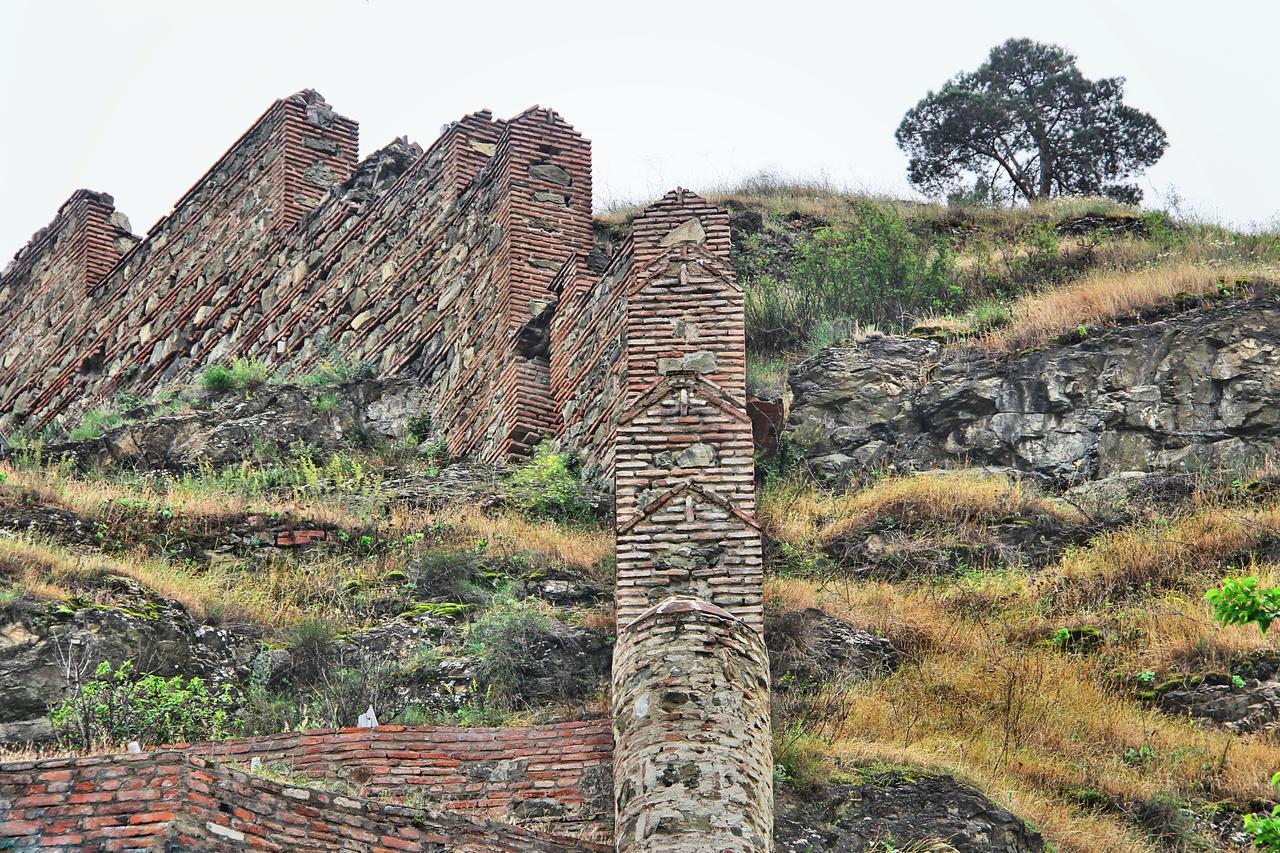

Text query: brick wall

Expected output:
[2,96,773,850]
[165,721,613,841]
[0,191,135,427]
[0,91,360,434]
[0,750,608,852]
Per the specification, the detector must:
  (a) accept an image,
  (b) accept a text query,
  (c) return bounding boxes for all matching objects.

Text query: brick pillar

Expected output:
[493,107,593,457]
[0,190,135,433]
[607,191,772,851]
[611,191,762,628]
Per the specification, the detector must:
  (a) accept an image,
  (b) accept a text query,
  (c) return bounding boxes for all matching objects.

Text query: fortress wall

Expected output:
[0,90,359,434]
[550,246,632,477]
[0,191,135,430]
[1,97,590,463]
[0,750,608,852]
[164,721,613,841]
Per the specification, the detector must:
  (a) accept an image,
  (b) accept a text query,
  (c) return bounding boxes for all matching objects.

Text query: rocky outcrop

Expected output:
[20,378,432,472]
[0,577,258,743]
[1153,652,1280,734]
[766,608,900,687]
[788,294,1280,484]
[775,772,1044,852]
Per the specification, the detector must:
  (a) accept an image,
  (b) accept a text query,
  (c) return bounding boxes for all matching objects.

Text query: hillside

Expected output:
[4,184,1280,851]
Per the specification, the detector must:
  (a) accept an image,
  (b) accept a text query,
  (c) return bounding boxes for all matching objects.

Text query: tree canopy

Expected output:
[896,38,1168,205]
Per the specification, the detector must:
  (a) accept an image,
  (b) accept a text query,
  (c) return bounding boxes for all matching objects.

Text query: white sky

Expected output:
[2,0,1277,262]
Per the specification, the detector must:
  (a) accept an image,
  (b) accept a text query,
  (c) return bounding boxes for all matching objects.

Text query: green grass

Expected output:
[200,357,270,393]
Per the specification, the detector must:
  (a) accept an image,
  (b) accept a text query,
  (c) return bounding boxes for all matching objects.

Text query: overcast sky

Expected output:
[3,0,1277,262]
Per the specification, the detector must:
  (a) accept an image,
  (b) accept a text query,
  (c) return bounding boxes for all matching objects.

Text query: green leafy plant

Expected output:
[744,203,957,353]
[1205,576,1280,634]
[313,392,339,413]
[68,408,126,442]
[1207,577,1280,847]
[296,353,375,388]
[1245,772,1280,850]
[200,357,269,393]
[406,411,434,444]
[50,660,240,750]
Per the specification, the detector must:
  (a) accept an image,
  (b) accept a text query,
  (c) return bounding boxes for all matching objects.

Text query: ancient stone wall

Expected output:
[0,191,136,422]
[0,91,360,434]
[0,95,590,464]
[0,750,608,851]
[2,94,773,850]
[166,721,613,840]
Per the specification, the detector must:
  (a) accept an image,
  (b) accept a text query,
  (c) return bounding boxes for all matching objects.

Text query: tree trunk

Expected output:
[1037,139,1053,199]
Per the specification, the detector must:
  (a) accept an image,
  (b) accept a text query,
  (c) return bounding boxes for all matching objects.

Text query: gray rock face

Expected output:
[776,773,1045,852]
[766,608,900,687]
[1155,658,1280,734]
[0,578,258,743]
[788,295,1280,483]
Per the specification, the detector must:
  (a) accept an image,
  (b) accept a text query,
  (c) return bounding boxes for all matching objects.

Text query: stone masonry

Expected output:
[0,91,770,851]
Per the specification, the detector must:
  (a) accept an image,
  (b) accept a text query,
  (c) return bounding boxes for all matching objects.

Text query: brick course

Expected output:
[163,721,613,841]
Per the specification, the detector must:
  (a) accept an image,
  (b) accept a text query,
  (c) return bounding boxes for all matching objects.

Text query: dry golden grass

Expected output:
[759,470,1082,549]
[386,505,611,577]
[1041,498,1280,610]
[1,464,365,534]
[977,263,1270,353]
[762,468,1280,850]
[767,573,1280,852]
[0,535,294,627]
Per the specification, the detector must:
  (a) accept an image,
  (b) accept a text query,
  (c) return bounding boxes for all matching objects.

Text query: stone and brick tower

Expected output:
[0,92,772,851]
[552,191,772,851]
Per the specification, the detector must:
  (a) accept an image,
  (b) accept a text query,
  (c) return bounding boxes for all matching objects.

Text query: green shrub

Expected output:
[199,363,235,392]
[507,441,594,525]
[744,202,957,353]
[50,660,240,750]
[313,392,339,414]
[297,354,375,388]
[200,358,269,393]
[406,411,434,444]
[466,600,591,709]
[1245,773,1280,850]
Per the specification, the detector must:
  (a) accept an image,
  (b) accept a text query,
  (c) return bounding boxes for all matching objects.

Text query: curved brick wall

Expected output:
[612,597,773,852]
[0,750,607,852]
[166,721,613,841]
